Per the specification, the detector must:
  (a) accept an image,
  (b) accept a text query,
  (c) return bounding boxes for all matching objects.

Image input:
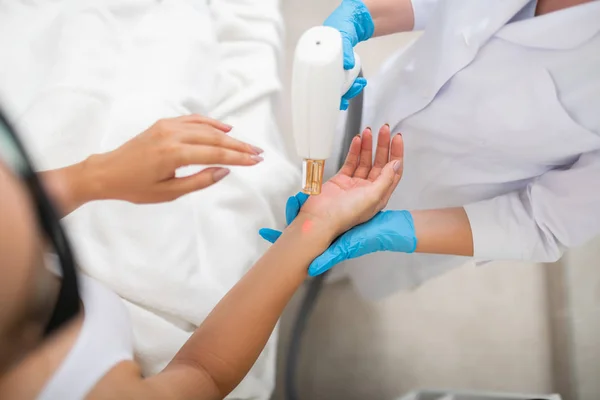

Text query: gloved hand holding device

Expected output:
[324,0,374,110]
[324,0,419,110]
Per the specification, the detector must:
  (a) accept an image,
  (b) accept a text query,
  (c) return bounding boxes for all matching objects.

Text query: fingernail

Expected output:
[393,160,402,173]
[384,123,390,128]
[213,168,230,182]
[251,145,264,155]
[250,155,264,163]
[224,124,233,130]
[366,126,372,132]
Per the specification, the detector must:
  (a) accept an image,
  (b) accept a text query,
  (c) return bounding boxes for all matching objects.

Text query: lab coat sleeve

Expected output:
[410,0,440,30]
[464,150,600,262]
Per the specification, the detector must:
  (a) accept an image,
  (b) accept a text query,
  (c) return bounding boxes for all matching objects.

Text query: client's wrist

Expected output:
[287,212,338,253]
[41,160,99,216]
[79,153,114,202]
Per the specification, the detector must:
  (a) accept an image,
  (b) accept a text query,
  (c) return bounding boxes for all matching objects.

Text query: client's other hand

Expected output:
[84,114,264,204]
[260,124,407,274]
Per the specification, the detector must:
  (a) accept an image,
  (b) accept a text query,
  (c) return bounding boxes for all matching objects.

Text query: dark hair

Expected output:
[0,109,80,336]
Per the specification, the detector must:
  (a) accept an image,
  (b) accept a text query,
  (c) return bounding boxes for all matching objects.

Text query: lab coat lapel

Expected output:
[365,0,531,131]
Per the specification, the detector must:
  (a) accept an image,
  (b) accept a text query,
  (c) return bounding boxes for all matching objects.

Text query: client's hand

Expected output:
[260,124,407,272]
[83,115,263,204]
[300,125,403,237]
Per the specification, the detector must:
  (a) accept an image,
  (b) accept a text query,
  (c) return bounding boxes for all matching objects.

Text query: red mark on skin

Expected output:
[302,219,314,234]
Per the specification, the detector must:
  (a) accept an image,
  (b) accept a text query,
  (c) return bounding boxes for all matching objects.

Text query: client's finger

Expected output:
[339,135,362,176]
[179,126,263,155]
[176,145,263,167]
[164,167,230,199]
[368,124,391,182]
[177,114,233,133]
[390,133,404,164]
[383,133,404,201]
[372,159,403,205]
[354,127,373,179]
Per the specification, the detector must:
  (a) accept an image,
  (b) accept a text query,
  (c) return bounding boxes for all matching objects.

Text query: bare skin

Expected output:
[363,0,416,35]
[40,114,265,216]
[535,0,593,15]
[0,125,404,399]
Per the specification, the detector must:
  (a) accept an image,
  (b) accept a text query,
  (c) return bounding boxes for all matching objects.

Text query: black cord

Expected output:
[284,73,364,400]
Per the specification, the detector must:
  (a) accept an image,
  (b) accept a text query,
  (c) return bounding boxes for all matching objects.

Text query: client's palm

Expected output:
[300,125,404,236]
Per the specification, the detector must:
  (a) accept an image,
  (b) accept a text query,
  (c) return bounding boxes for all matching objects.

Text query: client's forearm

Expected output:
[364,0,415,36]
[40,159,97,217]
[167,214,334,398]
[412,207,474,256]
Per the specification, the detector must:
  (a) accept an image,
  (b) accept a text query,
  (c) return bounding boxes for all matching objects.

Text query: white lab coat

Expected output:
[340,0,600,300]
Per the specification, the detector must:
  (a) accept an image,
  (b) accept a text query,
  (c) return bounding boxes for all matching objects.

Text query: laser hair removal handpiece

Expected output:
[292,26,361,195]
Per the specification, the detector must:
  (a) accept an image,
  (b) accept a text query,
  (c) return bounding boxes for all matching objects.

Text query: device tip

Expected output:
[301,159,325,195]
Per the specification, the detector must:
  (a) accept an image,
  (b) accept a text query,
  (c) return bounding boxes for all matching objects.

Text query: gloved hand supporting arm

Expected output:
[260,197,473,276]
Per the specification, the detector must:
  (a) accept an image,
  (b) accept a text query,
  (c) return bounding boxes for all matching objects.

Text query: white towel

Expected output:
[0,1,298,398]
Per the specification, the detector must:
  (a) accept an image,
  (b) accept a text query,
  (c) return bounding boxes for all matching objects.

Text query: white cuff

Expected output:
[463,199,524,261]
[410,0,439,31]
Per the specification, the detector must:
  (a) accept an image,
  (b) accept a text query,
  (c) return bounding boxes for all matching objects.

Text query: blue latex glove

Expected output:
[259,192,417,277]
[324,0,375,110]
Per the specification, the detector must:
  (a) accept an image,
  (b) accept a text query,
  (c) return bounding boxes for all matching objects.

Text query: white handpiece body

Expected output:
[291,26,361,194]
